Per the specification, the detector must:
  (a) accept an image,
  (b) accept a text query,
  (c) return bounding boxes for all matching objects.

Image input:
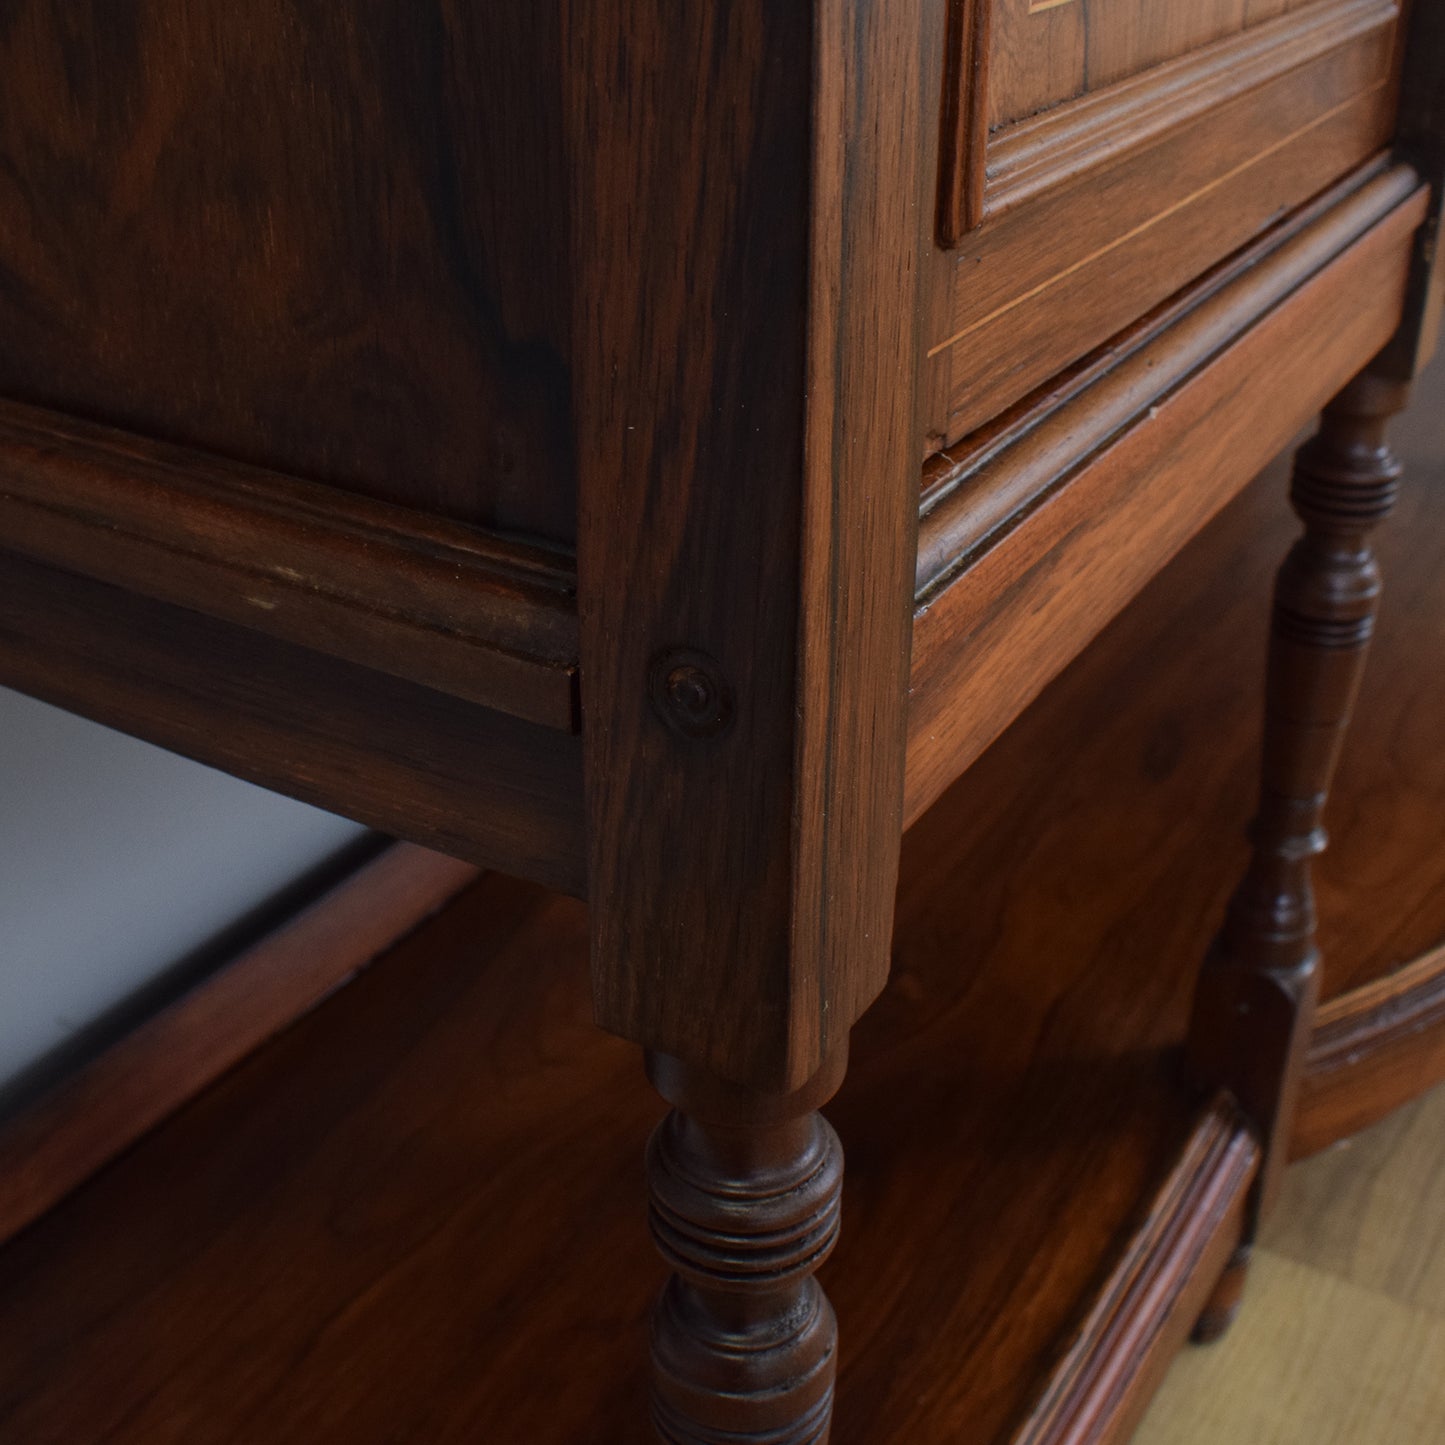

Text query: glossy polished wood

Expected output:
[0,710,1256,1443]
[0,2,576,539]
[1189,371,1410,1214]
[0,399,580,730]
[0,1,1440,1438]
[926,0,1402,442]
[646,1050,847,1443]
[4,379,1443,1435]
[574,0,924,1096]
[0,842,478,1245]
[906,165,1425,827]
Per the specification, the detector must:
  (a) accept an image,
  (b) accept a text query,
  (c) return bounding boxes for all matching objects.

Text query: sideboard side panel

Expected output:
[0,4,576,540]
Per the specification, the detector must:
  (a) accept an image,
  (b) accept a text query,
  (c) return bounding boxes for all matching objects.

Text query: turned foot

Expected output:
[1191,1245,1253,1345]
[645,1048,848,1444]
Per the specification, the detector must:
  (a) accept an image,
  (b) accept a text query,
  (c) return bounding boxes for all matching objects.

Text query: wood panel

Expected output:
[0,2,575,540]
[986,0,1397,222]
[0,400,579,730]
[989,0,1261,129]
[931,0,1399,439]
[986,0,1375,129]
[907,167,1426,824]
[1376,0,1445,378]
[0,842,480,1245]
[0,553,586,894]
[570,0,924,1091]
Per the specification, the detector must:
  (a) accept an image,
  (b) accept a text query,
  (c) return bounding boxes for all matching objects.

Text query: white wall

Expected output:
[0,687,369,1100]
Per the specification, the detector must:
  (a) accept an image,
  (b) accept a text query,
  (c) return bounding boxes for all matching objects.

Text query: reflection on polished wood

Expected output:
[2,364,1441,1436]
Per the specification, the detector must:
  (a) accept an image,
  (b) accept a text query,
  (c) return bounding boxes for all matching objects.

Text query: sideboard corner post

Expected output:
[1185,366,1412,1341]
[566,0,926,1437]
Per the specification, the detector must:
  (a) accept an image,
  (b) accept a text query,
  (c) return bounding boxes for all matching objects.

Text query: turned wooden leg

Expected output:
[1187,370,1409,1340]
[644,1046,848,1445]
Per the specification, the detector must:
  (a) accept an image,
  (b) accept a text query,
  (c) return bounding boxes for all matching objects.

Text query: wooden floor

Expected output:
[1137,1080,1445,1444]
[0,360,1440,1441]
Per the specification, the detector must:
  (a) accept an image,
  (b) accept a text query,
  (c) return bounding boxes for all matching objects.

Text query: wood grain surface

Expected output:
[927,0,1399,440]
[0,2,576,538]
[0,842,479,1245]
[0,399,580,730]
[0,553,587,894]
[908,171,1426,827]
[573,0,924,1091]
[0,358,1440,1440]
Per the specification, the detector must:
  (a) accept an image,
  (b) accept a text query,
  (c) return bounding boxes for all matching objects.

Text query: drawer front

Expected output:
[926,0,1402,448]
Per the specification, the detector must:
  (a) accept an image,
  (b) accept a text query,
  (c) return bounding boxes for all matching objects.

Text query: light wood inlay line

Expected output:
[1028,0,1078,11]
[927,85,1387,359]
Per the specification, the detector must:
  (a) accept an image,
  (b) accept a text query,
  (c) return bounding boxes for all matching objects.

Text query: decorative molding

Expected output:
[0,400,580,731]
[937,0,994,244]
[1295,942,1445,1156]
[907,164,1426,828]
[935,0,1396,250]
[0,841,480,1245]
[917,162,1419,595]
[987,0,1398,222]
[1015,1096,1258,1444]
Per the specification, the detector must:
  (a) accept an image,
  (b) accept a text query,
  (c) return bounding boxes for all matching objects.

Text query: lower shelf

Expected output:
[0,615,1261,1443]
[0,879,1249,1445]
[4,361,1440,1437]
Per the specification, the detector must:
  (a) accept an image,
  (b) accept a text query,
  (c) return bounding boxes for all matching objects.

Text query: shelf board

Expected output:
[0,503,1273,1438]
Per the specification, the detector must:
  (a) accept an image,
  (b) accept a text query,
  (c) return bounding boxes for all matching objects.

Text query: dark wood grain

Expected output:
[1189,371,1411,1225]
[0,553,586,894]
[0,842,479,1246]
[0,2,576,539]
[0,399,579,730]
[907,169,1426,827]
[937,0,993,243]
[0,661,1257,1443]
[926,6,1398,442]
[646,1049,848,1443]
[572,0,924,1094]
[5,354,1440,1436]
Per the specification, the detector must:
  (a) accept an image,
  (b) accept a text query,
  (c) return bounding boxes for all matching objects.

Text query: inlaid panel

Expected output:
[931,0,1402,448]
[990,0,1279,129]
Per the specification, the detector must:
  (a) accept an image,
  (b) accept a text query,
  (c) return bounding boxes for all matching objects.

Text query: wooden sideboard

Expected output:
[0,3,1442,1441]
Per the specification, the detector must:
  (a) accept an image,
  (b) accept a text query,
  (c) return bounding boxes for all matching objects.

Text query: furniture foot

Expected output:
[1188,371,1409,1219]
[644,1047,848,1445]
[1191,1245,1253,1344]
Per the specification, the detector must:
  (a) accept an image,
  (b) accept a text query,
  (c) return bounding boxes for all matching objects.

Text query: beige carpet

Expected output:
[1136,1081,1445,1443]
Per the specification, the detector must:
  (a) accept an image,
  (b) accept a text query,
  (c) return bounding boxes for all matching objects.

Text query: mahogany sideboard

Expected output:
[0,3,1442,1441]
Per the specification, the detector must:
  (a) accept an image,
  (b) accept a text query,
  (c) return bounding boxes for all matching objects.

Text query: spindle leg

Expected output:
[645,1046,848,1444]
[1187,370,1410,1340]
